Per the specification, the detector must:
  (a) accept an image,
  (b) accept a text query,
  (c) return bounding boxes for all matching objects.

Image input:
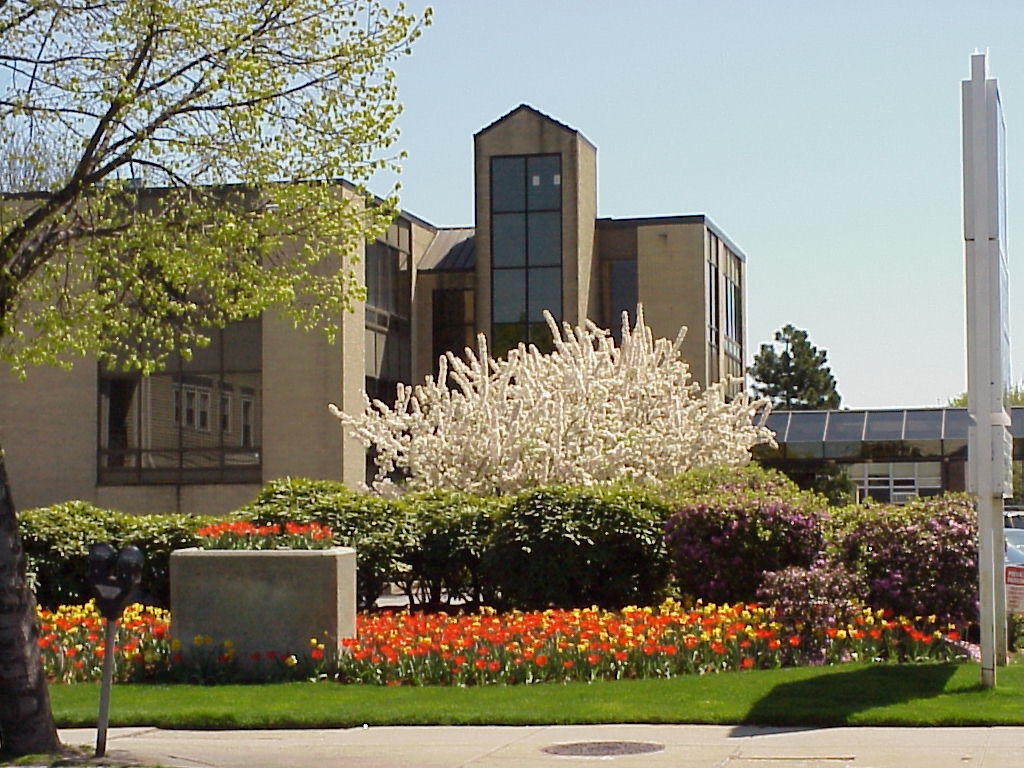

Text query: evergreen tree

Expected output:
[749,325,841,410]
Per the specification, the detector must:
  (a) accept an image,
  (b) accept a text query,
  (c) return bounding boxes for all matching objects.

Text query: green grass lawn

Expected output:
[49,662,1024,729]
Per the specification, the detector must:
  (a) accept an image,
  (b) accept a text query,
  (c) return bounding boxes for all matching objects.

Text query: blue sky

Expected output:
[378,1,1024,408]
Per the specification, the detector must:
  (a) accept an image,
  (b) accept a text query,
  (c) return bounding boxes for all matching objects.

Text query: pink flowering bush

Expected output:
[664,482,829,603]
[830,493,977,625]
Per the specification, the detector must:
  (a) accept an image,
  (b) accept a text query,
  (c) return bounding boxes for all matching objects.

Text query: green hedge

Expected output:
[19,501,214,609]
[484,484,671,610]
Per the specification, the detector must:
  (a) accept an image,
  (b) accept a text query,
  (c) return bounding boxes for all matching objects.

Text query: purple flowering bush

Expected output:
[664,479,829,603]
[756,559,867,653]
[829,493,977,625]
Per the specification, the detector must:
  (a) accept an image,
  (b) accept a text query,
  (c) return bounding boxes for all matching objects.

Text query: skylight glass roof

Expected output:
[764,407,1024,444]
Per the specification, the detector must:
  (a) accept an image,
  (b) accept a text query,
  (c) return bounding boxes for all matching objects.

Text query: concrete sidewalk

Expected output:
[56,724,1023,767]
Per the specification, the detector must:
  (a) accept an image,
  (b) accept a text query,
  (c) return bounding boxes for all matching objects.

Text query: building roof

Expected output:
[597,215,747,263]
[758,406,1024,461]
[474,104,597,151]
[420,227,475,271]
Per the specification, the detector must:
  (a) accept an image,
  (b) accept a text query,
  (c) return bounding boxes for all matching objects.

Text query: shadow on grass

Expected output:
[731,664,960,735]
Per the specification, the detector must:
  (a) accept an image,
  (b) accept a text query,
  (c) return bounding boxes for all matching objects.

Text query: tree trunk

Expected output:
[0,448,59,757]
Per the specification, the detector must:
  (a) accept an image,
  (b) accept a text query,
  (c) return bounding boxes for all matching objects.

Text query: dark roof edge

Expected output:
[474,104,597,151]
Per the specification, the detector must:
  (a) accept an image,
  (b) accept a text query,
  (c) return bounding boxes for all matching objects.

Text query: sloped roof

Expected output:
[420,227,475,271]
[474,104,596,150]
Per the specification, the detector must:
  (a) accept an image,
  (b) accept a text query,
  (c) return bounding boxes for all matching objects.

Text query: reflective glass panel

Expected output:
[825,411,865,441]
[609,260,638,339]
[528,322,554,354]
[528,267,561,322]
[784,442,824,459]
[491,157,525,212]
[865,410,905,440]
[1012,407,1024,438]
[785,411,827,441]
[492,269,527,323]
[527,211,561,266]
[943,409,971,440]
[764,411,790,442]
[527,155,561,211]
[492,213,526,267]
[824,441,862,459]
[904,410,943,439]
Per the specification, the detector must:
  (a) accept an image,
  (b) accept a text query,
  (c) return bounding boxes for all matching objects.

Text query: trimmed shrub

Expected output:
[484,485,671,610]
[400,491,504,608]
[19,501,213,608]
[238,477,417,610]
[664,484,828,604]
[661,463,801,503]
[829,493,977,624]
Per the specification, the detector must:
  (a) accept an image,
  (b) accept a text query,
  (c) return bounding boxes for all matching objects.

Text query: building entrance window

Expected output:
[847,461,943,503]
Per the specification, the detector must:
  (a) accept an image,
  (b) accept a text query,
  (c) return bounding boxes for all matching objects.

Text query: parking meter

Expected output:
[87,543,144,620]
[86,543,144,756]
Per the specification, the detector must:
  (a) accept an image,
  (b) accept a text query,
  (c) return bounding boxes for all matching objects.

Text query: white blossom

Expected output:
[330,306,775,496]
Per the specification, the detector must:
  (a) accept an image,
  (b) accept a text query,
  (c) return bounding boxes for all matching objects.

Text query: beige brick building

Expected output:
[0,105,747,515]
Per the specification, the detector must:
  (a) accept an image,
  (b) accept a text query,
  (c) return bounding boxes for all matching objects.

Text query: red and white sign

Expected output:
[1005,565,1024,614]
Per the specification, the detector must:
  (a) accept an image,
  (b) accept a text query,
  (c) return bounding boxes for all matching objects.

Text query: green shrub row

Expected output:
[21,480,673,612]
[20,465,981,624]
[19,501,217,608]
[239,478,671,611]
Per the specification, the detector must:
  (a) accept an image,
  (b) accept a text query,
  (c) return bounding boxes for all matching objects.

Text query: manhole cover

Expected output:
[542,741,665,757]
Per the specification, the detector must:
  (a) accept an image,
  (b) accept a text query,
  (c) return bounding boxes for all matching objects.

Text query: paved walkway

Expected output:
[54,724,1023,767]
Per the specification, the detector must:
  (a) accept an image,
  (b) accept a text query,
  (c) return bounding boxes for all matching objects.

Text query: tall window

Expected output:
[490,154,562,358]
[432,288,475,374]
[722,250,742,363]
[365,238,410,404]
[606,259,637,343]
[98,319,262,484]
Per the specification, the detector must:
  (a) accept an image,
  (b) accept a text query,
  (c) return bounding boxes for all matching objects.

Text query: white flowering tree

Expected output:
[332,306,775,496]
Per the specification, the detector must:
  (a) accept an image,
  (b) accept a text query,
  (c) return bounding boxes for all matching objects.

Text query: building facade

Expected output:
[1,105,748,515]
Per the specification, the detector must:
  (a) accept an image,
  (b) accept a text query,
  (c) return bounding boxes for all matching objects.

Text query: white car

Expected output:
[1005,527,1024,565]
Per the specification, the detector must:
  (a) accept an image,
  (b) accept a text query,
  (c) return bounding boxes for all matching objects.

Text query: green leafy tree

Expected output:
[947,383,1024,407]
[749,324,841,410]
[0,0,429,755]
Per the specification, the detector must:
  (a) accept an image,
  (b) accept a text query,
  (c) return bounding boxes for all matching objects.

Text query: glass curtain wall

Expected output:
[490,154,562,358]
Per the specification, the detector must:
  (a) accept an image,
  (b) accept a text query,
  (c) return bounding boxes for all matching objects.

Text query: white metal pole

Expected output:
[963,51,1005,688]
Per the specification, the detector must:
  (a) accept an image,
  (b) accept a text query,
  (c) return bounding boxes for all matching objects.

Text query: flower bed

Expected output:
[194,520,334,549]
[37,600,966,686]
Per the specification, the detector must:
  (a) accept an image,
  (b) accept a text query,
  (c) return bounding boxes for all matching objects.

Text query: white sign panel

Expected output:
[964,51,1013,497]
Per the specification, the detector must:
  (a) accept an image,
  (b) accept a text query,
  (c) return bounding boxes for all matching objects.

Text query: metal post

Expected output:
[96,618,118,757]
[963,51,1012,688]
